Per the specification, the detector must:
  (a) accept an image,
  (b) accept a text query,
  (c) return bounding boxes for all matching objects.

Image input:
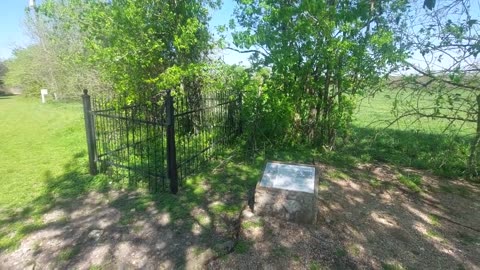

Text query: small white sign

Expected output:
[40,89,48,103]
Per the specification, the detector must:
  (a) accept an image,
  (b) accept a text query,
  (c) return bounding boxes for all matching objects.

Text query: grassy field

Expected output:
[354,91,476,135]
[0,93,476,253]
[331,92,476,179]
[0,96,94,250]
[0,97,87,208]
[0,96,264,252]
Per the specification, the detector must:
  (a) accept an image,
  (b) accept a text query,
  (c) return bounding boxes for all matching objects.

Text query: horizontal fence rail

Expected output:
[82,88,242,193]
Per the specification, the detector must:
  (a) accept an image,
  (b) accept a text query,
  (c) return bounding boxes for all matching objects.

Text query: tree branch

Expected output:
[405,61,480,91]
[225,47,270,59]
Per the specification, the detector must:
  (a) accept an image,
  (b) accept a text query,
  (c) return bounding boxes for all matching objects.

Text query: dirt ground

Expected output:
[0,190,236,270]
[211,163,480,270]
[1,162,479,270]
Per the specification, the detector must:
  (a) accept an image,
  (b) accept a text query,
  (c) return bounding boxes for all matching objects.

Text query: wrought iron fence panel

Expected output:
[82,88,242,193]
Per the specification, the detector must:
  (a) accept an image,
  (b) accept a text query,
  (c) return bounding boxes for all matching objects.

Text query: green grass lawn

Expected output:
[0,96,94,250]
[354,91,476,135]
[0,97,88,208]
[0,96,264,251]
[337,91,475,178]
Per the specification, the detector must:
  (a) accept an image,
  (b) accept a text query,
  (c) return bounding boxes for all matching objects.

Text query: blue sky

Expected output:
[0,1,33,60]
[209,0,250,65]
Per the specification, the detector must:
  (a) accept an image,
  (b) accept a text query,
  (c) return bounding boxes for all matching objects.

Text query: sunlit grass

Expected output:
[0,97,87,208]
[0,97,91,251]
[328,90,476,179]
[241,219,263,229]
[428,214,440,226]
[355,91,475,135]
[398,174,423,192]
[0,89,476,254]
[425,229,443,240]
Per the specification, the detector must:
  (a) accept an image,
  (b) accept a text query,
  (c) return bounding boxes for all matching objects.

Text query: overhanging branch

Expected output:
[226,47,269,59]
[405,62,480,91]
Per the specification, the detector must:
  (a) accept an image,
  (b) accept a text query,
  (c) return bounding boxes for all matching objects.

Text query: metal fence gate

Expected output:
[82,88,242,194]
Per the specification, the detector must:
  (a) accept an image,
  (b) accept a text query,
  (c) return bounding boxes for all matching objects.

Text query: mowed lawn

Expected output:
[0,96,92,250]
[0,92,474,212]
[343,91,475,178]
[0,92,475,214]
[0,95,260,253]
[354,91,476,135]
[0,96,87,208]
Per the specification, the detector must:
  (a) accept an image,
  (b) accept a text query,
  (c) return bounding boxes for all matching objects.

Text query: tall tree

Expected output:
[3,46,49,96]
[232,0,408,147]
[4,2,107,98]
[37,0,219,98]
[9,0,220,100]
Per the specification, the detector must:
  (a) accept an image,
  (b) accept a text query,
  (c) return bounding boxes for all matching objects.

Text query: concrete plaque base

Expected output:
[253,162,318,224]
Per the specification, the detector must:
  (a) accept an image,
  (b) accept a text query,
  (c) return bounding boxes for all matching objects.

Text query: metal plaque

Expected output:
[259,162,315,193]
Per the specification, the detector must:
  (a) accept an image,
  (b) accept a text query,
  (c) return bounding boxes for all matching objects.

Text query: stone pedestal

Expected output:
[253,162,318,224]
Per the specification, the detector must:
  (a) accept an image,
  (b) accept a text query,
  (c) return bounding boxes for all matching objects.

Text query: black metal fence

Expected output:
[82,88,242,193]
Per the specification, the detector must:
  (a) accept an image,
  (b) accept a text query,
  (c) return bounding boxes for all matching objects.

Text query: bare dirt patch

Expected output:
[209,163,480,270]
[1,162,479,269]
[0,190,236,270]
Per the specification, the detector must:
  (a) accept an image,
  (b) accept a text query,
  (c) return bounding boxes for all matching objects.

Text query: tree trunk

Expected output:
[319,66,331,146]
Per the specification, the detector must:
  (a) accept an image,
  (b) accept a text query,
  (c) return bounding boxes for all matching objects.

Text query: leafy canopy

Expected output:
[233,0,408,146]
[33,0,220,99]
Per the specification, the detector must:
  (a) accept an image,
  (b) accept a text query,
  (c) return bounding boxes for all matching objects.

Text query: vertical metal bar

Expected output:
[161,120,165,190]
[82,89,98,175]
[124,98,131,185]
[160,102,165,190]
[146,104,152,190]
[238,90,243,135]
[221,90,225,150]
[166,90,178,194]
[201,106,206,163]
[183,96,189,180]
[131,104,136,186]
[100,98,108,172]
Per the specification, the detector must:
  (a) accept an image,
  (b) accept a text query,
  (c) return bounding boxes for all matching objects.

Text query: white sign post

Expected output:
[40,89,48,103]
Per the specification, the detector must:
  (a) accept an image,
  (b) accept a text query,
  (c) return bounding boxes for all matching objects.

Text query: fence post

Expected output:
[238,90,243,135]
[165,90,179,194]
[82,89,98,175]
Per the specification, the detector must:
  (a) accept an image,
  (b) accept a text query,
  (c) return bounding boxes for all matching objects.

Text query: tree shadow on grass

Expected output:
[0,151,97,251]
[315,126,472,180]
[0,148,266,269]
[1,126,478,269]
[212,146,480,269]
